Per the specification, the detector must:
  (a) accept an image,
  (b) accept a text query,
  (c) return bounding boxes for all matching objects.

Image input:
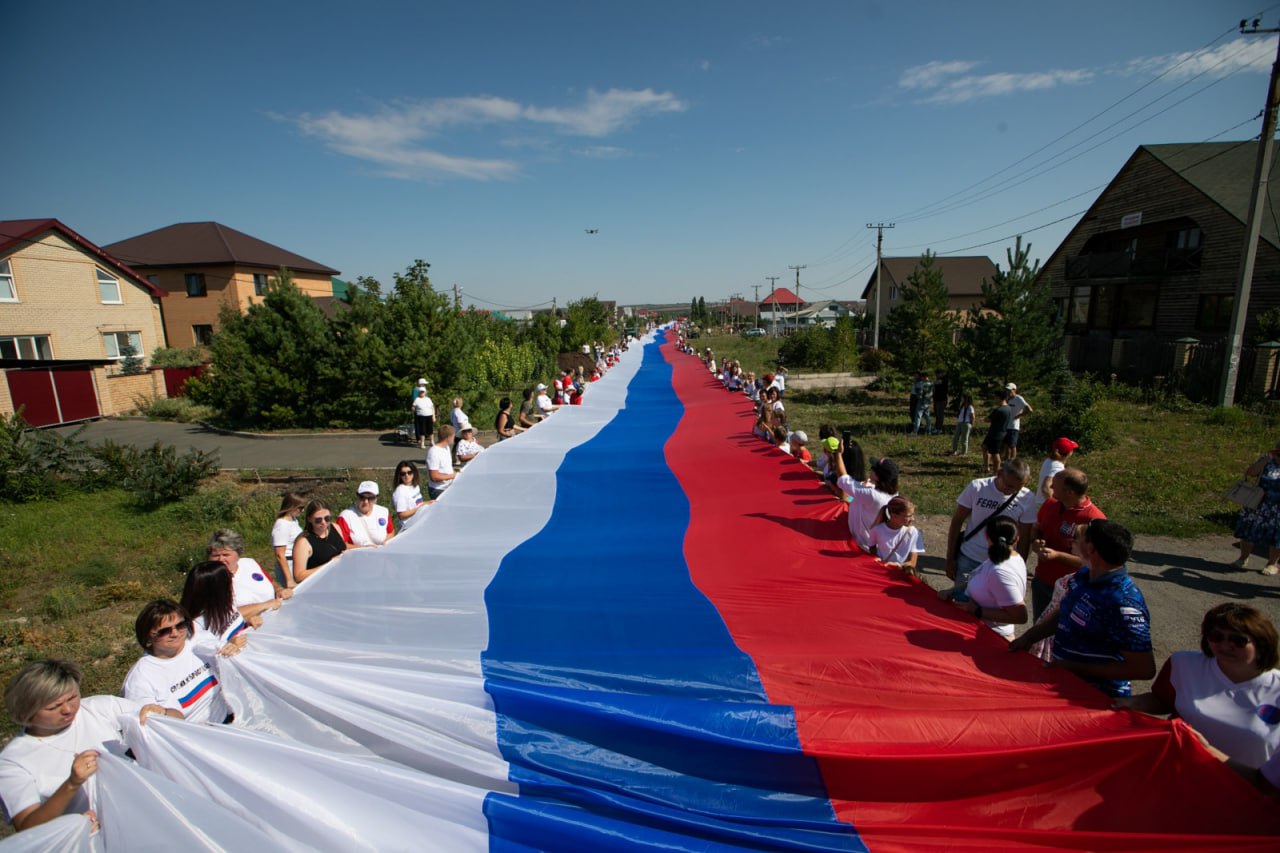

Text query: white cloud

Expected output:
[1122,36,1272,80]
[523,88,686,137]
[898,60,981,90]
[900,60,1092,104]
[700,59,712,72]
[900,37,1271,107]
[285,88,685,180]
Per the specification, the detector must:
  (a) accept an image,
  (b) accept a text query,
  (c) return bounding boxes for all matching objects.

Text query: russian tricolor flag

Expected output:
[115,329,1278,852]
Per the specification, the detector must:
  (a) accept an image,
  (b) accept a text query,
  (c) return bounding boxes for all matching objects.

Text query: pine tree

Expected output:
[882,252,958,376]
[959,237,1064,390]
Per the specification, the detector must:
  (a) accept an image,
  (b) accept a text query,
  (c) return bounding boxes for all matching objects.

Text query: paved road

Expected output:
[52,418,429,470]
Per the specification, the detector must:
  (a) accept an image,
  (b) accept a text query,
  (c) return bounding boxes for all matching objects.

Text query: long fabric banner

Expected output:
[18,328,1277,851]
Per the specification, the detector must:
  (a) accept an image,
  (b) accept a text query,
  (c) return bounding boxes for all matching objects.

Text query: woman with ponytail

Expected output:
[940,515,1028,638]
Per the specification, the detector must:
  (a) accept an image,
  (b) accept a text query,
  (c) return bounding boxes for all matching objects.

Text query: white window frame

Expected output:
[0,260,16,302]
[0,334,53,360]
[103,330,143,360]
[97,266,122,304]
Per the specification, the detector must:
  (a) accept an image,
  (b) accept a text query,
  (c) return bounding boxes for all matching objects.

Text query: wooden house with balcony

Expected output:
[1035,142,1280,388]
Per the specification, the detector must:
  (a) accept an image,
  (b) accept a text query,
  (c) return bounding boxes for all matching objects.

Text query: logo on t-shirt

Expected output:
[1258,704,1280,725]
[251,573,265,581]
[378,518,387,527]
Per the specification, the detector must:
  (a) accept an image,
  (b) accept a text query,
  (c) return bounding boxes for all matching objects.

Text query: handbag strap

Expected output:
[963,489,1021,544]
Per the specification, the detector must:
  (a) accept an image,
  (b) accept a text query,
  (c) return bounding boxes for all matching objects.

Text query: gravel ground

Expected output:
[912,513,1280,693]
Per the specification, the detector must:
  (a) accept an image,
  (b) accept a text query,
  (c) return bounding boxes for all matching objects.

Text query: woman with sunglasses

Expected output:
[1117,603,1280,769]
[123,600,231,725]
[392,460,427,529]
[292,499,347,585]
[335,481,395,548]
[181,561,253,658]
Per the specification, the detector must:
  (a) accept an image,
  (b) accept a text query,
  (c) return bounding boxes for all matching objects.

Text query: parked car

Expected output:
[742,327,766,337]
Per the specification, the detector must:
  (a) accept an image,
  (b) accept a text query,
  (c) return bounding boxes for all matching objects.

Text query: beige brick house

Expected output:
[104,222,340,348]
[0,219,168,425]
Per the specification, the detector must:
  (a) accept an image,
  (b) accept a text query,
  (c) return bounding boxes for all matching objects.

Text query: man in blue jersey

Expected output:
[1011,519,1155,697]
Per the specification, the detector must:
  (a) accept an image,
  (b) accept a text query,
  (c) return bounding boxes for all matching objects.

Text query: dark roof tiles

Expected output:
[104,222,339,275]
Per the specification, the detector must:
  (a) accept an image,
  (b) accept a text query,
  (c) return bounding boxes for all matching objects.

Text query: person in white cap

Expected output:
[1002,382,1033,461]
[412,383,435,449]
[535,383,558,419]
[335,480,395,547]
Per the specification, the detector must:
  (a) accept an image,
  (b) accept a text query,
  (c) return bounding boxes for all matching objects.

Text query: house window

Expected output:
[0,335,52,360]
[253,273,269,296]
[1088,282,1157,331]
[1170,227,1202,250]
[192,324,214,345]
[185,273,207,297]
[1067,287,1090,329]
[1195,294,1234,331]
[97,267,122,303]
[889,286,898,301]
[103,331,144,360]
[0,260,15,301]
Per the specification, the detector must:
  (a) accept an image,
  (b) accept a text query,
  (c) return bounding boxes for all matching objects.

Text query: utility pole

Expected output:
[1220,17,1280,406]
[766,276,780,336]
[867,223,895,350]
[789,265,807,329]
[753,282,761,329]
[453,283,461,311]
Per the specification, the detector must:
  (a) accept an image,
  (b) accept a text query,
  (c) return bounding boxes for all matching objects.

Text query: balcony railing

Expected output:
[1065,248,1201,280]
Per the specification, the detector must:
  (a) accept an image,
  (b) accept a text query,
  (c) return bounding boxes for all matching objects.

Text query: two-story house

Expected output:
[0,219,168,425]
[104,222,340,348]
[1035,141,1280,390]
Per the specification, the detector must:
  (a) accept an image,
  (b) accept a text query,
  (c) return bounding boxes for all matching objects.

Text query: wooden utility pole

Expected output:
[1220,18,1280,406]
[766,276,780,336]
[867,223,895,350]
[789,265,807,329]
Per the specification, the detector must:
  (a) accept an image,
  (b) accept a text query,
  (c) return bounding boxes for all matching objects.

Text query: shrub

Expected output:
[123,442,220,508]
[140,396,215,424]
[40,585,95,619]
[859,348,893,374]
[1021,375,1112,455]
[0,410,83,502]
[149,346,207,369]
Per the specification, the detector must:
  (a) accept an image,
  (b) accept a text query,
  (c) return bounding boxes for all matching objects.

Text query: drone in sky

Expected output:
[584,229,598,234]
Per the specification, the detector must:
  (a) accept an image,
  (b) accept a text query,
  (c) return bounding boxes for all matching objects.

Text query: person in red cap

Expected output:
[1037,437,1079,508]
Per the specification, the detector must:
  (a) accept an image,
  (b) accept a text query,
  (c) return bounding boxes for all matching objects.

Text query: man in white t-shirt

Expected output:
[1002,382,1033,460]
[426,425,456,500]
[945,459,1037,593]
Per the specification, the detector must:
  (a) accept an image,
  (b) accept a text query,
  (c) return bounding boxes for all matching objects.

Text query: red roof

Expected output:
[0,218,166,299]
[760,287,802,306]
[104,222,339,275]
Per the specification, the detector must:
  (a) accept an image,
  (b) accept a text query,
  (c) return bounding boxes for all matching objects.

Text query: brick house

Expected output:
[105,222,340,348]
[1035,141,1280,391]
[0,218,168,425]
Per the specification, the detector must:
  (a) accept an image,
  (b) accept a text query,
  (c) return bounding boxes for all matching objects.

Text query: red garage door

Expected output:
[5,367,100,427]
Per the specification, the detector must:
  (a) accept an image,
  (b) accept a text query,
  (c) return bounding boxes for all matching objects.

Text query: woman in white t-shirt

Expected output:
[180,561,252,658]
[336,481,396,547]
[392,460,426,530]
[0,660,171,832]
[206,529,288,622]
[1117,603,1280,769]
[123,599,230,726]
[941,516,1028,638]
[834,448,899,553]
[270,492,305,589]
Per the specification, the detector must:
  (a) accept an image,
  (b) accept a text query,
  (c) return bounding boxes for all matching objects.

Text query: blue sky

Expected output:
[5,1,1276,310]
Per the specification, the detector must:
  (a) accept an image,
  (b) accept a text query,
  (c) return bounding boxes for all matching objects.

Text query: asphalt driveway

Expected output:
[51,418,426,470]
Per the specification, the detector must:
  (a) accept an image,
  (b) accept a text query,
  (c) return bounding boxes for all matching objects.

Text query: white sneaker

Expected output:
[1230,557,1248,571]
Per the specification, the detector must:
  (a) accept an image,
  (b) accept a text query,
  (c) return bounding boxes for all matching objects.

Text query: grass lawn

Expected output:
[0,473,359,739]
